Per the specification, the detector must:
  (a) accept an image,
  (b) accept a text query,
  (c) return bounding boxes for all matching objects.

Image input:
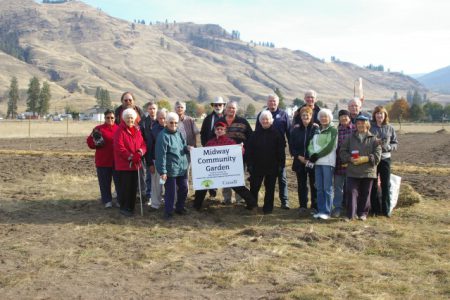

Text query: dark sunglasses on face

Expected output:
[213,104,223,107]
[169,122,178,124]
[105,116,115,119]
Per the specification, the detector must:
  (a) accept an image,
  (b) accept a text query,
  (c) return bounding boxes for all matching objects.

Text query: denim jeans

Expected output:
[145,166,152,199]
[315,165,334,215]
[333,174,346,212]
[278,166,289,207]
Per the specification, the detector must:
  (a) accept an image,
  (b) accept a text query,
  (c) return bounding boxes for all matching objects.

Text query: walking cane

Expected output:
[137,166,144,216]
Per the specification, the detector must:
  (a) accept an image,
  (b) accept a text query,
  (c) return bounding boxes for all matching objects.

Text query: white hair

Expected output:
[122,108,137,120]
[349,97,362,107]
[156,108,167,117]
[304,89,317,98]
[259,110,274,124]
[318,108,333,122]
[226,100,238,109]
[166,112,179,123]
[267,94,279,103]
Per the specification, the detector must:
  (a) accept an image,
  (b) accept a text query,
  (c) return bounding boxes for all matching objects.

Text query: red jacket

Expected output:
[86,123,119,167]
[113,122,147,171]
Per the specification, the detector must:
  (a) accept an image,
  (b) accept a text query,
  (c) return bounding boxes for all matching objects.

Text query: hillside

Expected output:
[417,65,450,94]
[0,0,424,113]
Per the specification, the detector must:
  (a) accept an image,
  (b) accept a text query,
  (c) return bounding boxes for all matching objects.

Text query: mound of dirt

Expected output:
[436,128,448,134]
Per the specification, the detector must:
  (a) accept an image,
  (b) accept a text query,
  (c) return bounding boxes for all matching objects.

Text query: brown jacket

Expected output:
[340,131,381,178]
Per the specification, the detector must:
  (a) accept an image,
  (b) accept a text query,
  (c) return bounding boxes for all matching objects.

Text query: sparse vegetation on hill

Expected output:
[0,0,429,114]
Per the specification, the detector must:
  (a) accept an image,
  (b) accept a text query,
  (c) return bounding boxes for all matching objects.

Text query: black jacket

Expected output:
[200,112,223,146]
[139,116,156,167]
[289,122,320,172]
[246,126,286,176]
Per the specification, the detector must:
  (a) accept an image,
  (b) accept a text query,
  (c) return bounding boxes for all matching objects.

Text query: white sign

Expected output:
[191,145,245,190]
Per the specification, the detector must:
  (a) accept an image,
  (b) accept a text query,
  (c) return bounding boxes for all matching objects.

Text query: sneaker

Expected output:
[113,201,121,208]
[359,215,367,221]
[344,217,352,222]
[318,214,330,220]
[313,213,320,219]
[105,202,113,208]
[281,204,290,210]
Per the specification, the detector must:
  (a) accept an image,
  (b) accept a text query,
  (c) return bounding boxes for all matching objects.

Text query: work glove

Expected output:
[352,156,369,165]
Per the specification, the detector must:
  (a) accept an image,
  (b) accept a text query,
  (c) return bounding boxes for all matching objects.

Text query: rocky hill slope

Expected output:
[0,0,424,112]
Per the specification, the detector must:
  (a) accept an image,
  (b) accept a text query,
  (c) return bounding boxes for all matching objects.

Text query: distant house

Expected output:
[83,106,106,122]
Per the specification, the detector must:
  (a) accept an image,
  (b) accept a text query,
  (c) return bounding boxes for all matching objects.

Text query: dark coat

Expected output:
[139,116,156,166]
[200,111,224,146]
[289,122,320,172]
[246,126,286,176]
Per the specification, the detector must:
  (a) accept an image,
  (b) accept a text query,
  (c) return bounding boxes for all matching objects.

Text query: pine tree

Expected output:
[7,76,19,119]
[95,87,102,105]
[38,81,51,116]
[197,86,210,102]
[27,76,40,116]
[274,88,286,109]
[409,103,424,121]
[245,103,256,118]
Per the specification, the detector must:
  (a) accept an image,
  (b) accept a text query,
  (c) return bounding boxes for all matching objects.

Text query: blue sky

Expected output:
[80,0,449,74]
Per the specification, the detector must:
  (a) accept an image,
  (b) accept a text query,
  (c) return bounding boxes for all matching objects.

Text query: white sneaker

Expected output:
[359,215,367,221]
[104,202,113,208]
[313,213,320,219]
[318,214,330,220]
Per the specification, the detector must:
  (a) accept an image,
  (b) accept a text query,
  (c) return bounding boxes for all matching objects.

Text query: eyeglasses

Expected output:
[301,114,310,117]
[215,127,225,131]
[169,122,178,124]
[105,116,115,119]
[123,98,133,102]
[213,104,223,107]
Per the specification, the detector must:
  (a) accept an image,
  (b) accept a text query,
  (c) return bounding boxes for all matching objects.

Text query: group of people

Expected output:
[87,89,398,221]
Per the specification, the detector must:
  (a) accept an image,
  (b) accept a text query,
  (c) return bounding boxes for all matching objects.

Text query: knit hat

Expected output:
[338,109,350,117]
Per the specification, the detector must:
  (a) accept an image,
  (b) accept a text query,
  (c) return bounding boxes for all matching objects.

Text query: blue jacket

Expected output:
[155,128,189,177]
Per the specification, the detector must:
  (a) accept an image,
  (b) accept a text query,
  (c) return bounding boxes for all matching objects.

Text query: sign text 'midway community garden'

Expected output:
[190,145,245,190]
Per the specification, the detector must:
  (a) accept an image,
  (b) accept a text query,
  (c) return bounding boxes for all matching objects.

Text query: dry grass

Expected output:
[1,169,449,299]
[392,163,450,176]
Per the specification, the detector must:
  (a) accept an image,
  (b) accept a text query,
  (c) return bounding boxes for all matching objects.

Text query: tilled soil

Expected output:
[0,133,449,299]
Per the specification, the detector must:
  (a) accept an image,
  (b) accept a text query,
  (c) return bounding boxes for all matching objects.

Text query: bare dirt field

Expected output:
[0,130,449,299]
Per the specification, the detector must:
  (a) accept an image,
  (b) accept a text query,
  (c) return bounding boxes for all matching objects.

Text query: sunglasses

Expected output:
[169,122,178,125]
[123,98,133,102]
[105,116,115,119]
[213,104,223,107]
